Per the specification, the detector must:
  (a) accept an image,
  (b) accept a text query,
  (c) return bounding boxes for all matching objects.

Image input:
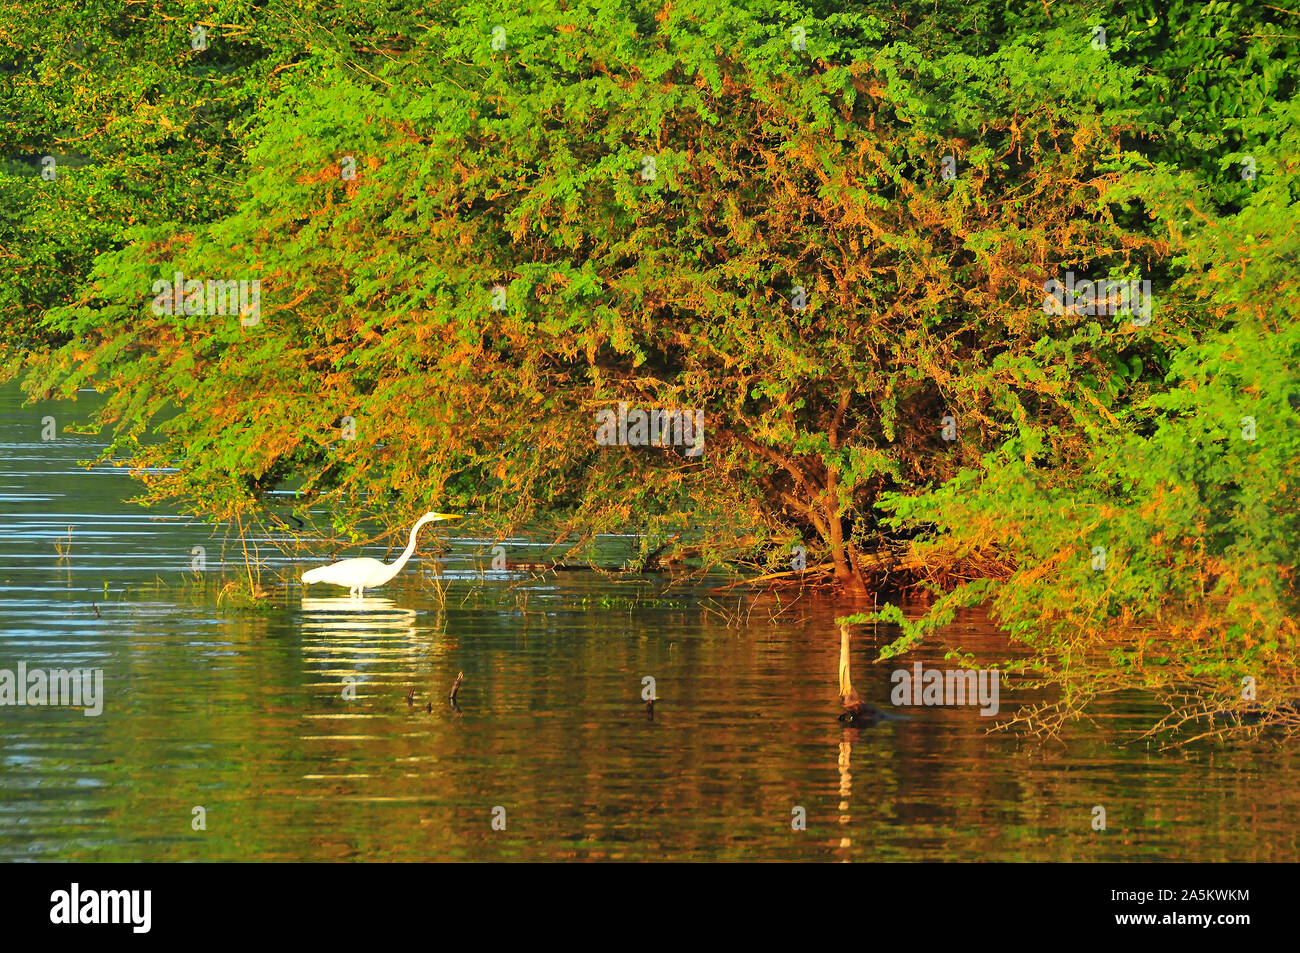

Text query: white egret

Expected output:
[301,512,461,598]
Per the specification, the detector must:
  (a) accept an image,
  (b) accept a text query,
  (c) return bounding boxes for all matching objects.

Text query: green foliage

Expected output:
[876,96,1300,713]
[0,0,444,363]
[5,0,1298,729]
[16,1,1164,569]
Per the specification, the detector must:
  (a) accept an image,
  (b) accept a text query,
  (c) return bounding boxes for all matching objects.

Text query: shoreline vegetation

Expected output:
[3,0,1297,740]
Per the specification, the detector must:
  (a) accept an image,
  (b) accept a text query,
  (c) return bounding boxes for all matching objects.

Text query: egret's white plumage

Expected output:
[301,511,460,597]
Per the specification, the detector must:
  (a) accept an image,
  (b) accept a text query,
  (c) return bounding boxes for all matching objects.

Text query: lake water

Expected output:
[1,382,1296,861]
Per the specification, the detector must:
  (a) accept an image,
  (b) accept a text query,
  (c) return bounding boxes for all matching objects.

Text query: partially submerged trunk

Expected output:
[838,625,859,707]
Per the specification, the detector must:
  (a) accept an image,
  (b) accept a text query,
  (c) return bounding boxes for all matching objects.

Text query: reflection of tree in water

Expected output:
[837,737,852,859]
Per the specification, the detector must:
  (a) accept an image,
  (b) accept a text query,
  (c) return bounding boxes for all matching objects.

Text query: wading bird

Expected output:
[301,512,461,598]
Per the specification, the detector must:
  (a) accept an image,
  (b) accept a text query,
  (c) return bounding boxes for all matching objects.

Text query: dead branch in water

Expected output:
[709,563,836,593]
[709,543,1012,594]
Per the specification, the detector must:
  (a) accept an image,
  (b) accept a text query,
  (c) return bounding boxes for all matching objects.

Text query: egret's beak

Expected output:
[432,513,463,521]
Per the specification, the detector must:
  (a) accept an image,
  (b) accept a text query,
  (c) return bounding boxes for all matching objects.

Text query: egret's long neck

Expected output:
[382,517,432,581]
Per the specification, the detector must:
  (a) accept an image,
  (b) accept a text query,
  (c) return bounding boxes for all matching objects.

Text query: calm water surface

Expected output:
[1,383,1296,861]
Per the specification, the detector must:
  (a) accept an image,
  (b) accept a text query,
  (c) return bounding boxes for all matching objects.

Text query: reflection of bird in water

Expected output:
[837,625,909,726]
[301,511,461,597]
[299,596,424,706]
[298,596,419,630]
